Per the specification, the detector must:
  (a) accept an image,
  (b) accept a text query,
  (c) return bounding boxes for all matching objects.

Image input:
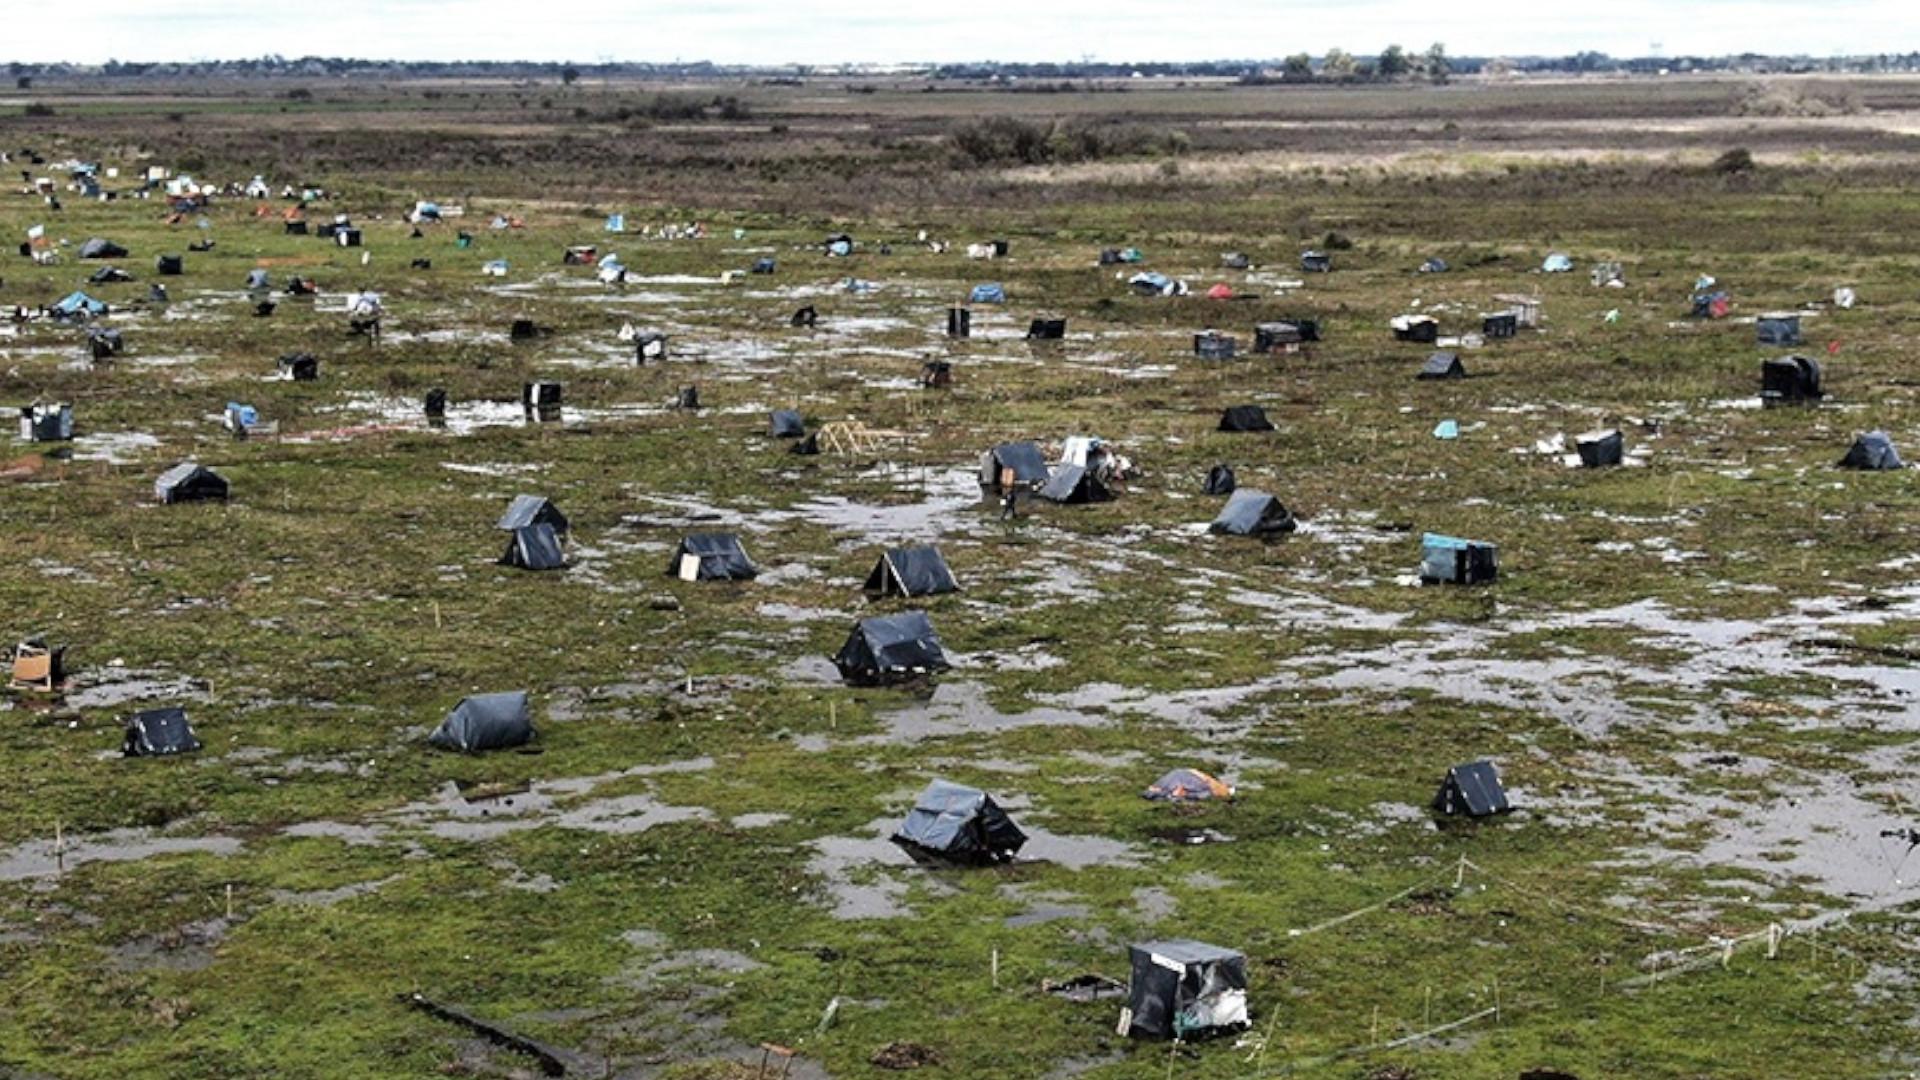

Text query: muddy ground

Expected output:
[0,75,1916,1079]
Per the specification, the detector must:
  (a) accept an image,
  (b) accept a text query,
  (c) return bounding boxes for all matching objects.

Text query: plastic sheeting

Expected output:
[429,691,534,752]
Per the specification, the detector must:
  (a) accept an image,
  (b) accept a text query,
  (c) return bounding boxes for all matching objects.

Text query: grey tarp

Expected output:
[1203,464,1236,496]
[1210,490,1295,537]
[668,533,757,581]
[890,779,1027,866]
[1124,940,1250,1041]
[154,462,228,504]
[501,524,565,571]
[1757,313,1802,346]
[833,610,950,685]
[498,494,569,536]
[1576,429,1624,468]
[1218,406,1273,432]
[1433,760,1510,817]
[78,237,127,259]
[864,546,958,598]
[124,707,201,757]
[1194,332,1236,359]
[769,409,806,438]
[1418,352,1465,379]
[88,266,132,284]
[19,404,73,442]
[980,442,1050,488]
[1840,431,1903,470]
[1253,322,1303,352]
[429,691,534,752]
[1037,464,1112,504]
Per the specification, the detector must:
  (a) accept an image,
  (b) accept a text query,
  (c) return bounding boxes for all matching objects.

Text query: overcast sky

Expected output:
[10,0,1918,66]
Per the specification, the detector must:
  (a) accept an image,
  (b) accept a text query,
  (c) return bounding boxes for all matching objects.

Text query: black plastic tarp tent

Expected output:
[1418,352,1465,380]
[154,462,228,504]
[1203,464,1236,496]
[833,610,949,685]
[497,494,569,536]
[124,707,201,757]
[1433,760,1510,817]
[78,237,127,259]
[1037,464,1113,504]
[1210,490,1295,537]
[980,442,1050,489]
[1840,431,1903,470]
[1756,313,1802,346]
[501,523,565,570]
[669,533,757,581]
[1218,406,1273,432]
[1761,355,1822,405]
[864,546,958,598]
[890,779,1027,866]
[1123,940,1250,1041]
[1576,429,1624,468]
[429,691,534,752]
[1421,533,1499,585]
[769,409,806,438]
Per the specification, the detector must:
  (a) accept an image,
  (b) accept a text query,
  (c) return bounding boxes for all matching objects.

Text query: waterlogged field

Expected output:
[0,76,1916,1079]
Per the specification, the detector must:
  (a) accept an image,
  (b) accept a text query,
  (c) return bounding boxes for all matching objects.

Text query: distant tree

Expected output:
[1423,42,1450,84]
[1282,53,1313,81]
[1322,48,1357,79]
[15,76,29,90]
[1377,45,1410,80]
[561,65,580,86]
[1482,57,1514,81]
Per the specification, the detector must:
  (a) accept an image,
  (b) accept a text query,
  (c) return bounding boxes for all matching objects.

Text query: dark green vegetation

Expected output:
[0,76,1916,1079]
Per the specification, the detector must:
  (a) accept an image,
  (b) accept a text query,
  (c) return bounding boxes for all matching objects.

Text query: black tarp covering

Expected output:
[1123,940,1250,1041]
[1761,355,1823,405]
[890,779,1027,866]
[1418,352,1465,379]
[497,495,568,535]
[1433,760,1510,817]
[1037,464,1113,504]
[1253,322,1303,352]
[833,610,949,685]
[429,691,534,752]
[669,533,757,581]
[1840,431,1903,470]
[78,237,127,259]
[278,353,318,381]
[864,546,959,598]
[1203,464,1236,496]
[1026,318,1066,340]
[1576,429,1624,468]
[1209,489,1295,537]
[500,523,565,570]
[1420,533,1499,585]
[154,462,228,504]
[1218,406,1273,432]
[980,442,1050,488]
[124,707,201,757]
[155,254,183,275]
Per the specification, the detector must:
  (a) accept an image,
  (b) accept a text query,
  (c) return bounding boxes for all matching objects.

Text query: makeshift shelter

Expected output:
[1143,768,1234,802]
[979,442,1050,490]
[969,283,1006,305]
[523,381,562,414]
[19,403,72,442]
[1253,322,1303,354]
[1210,490,1295,537]
[1128,272,1187,297]
[497,494,568,536]
[88,266,132,284]
[1760,355,1822,406]
[1542,253,1573,273]
[1300,251,1331,273]
[1839,431,1903,470]
[285,220,308,236]
[676,385,701,410]
[285,277,318,296]
[562,245,597,265]
[1220,252,1250,270]
[1420,257,1449,273]
[9,637,66,692]
[124,707,201,757]
[751,257,776,274]
[633,331,667,362]
[1493,295,1542,329]
[428,691,534,752]
[1482,312,1518,339]
[825,233,853,256]
[1026,318,1066,340]
[246,269,270,291]
[1421,533,1499,585]
[1218,405,1273,433]
[50,291,107,321]
[1392,314,1439,344]
[509,318,544,341]
[834,610,950,686]
[1418,352,1466,380]
[1203,464,1236,496]
[669,533,757,581]
[278,353,318,381]
[1037,464,1113,504]
[154,463,228,504]
[1205,283,1234,300]
[921,360,953,389]
[154,254,183,276]
[1122,941,1249,1041]
[78,237,127,259]
[335,228,362,248]
[1576,429,1624,468]
[1691,291,1731,319]
[425,388,448,419]
[769,409,806,439]
[1433,760,1510,818]
[790,433,820,456]
[863,546,958,598]
[500,523,565,571]
[1757,312,1802,346]
[890,779,1025,866]
[1590,261,1625,287]
[946,307,971,338]
[1194,331,1236,359]
[791,304,818,328]
[88,327,123,360]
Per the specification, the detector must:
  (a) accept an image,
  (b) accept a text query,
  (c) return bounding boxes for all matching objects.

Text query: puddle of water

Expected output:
[109,916,229,973]
[71,430,162,465]
[0,828,243,882]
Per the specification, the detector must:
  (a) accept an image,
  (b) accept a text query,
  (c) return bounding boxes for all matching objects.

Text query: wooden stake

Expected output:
[225,883,233,920]
[990,947,999,989]
[432,601,441,630]
[54,819,64,872]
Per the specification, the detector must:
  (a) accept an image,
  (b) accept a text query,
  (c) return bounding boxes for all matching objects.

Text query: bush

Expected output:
[1711,147,1755,174]
[23,103,53,117]
[1733,80,1860,118]
[945,116,1182,168]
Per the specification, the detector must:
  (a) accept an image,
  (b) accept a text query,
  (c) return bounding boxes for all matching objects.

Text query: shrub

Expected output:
[1711,147,1755,174]
[945,116,1181,168]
